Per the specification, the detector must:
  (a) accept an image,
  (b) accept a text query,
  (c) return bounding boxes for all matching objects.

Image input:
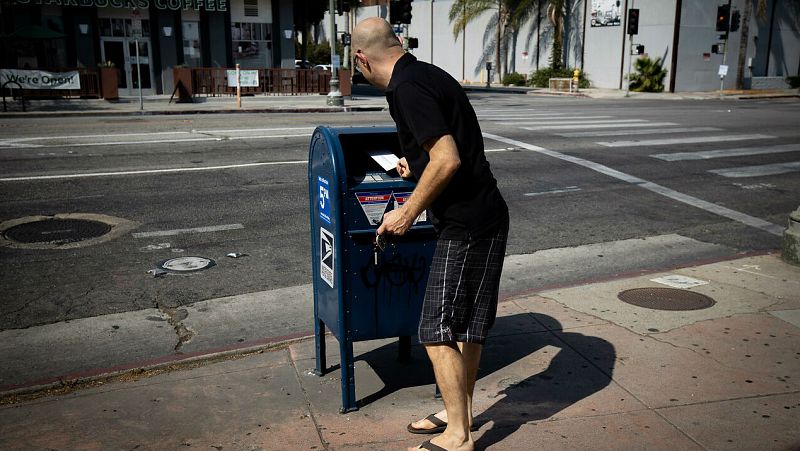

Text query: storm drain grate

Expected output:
[3,218,112,245]
[618,287,715,311]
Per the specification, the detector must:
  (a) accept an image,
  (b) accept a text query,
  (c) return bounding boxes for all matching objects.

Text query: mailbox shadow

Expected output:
[350,312,616,446]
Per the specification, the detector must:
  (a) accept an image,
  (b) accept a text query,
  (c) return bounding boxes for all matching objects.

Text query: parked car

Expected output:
[294,59,312,69]
[351,66,368,85]
[313,64,332,71]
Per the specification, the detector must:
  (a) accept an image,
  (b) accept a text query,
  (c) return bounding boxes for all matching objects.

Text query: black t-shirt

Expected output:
[385,53,508,239]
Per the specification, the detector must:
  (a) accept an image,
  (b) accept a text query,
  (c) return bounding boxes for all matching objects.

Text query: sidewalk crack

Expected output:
[158,305,194,351]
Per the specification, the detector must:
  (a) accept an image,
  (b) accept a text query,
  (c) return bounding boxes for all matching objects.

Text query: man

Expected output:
[351,18,509,451]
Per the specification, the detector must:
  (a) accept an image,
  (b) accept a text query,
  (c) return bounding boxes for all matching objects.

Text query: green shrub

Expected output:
[295,40,344,66]
[502,72,527,86]
[629,56,668,92]
[528,67,589,88]
[787,76,800,88]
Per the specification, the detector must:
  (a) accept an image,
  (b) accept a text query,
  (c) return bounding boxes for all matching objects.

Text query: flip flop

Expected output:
[417,439,448,451]
[407,414,447,434]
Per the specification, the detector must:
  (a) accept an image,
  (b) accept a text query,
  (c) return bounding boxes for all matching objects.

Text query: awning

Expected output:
[2,25,66,40]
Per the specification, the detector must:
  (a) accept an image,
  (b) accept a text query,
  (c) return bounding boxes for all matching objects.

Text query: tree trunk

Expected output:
[735,0,753,89]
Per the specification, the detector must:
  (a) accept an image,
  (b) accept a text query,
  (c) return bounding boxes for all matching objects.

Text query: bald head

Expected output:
[351,17,405,90]
[352,17,403,59]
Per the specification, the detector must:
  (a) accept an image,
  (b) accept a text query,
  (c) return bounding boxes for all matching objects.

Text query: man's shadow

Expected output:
[350,312,615,448]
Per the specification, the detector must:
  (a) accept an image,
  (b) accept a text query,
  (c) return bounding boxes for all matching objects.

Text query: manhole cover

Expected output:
[618,287,715,311]
[3,218,112,245]
[158,256,216,273]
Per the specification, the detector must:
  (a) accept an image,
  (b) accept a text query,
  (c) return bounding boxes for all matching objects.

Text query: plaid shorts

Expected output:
[418,225,508,345]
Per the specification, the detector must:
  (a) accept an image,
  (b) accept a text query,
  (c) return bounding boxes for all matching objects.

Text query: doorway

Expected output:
[101,37,155,96]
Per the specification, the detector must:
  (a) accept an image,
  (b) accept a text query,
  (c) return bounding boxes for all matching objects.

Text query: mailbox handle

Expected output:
[347,225,436,236]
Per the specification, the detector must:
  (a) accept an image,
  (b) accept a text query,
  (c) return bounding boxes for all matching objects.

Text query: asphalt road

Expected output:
[1,94,798,331]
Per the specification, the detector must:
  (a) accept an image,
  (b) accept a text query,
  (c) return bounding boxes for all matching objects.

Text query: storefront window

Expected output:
[99,19,150,38]
[231,22,272,68]
[182,22,202,67]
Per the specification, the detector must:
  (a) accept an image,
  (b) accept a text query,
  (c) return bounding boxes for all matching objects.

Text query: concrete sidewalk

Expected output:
[2,86,797,119]
[1,253,798,450]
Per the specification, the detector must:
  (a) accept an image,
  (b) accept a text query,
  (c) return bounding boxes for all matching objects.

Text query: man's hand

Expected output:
[396,157,413,179]
[377,208,412,236]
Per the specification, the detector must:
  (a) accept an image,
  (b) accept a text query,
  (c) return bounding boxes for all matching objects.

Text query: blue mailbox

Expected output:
[308,126,436,413]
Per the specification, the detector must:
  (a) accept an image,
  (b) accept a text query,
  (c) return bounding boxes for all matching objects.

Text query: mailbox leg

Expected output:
[398,336,411,362]
[313,318,326,376]
[339,338,358,413]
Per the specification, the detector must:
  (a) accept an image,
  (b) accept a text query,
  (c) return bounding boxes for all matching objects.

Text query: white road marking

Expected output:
[482,132,784,236]
[650,275,708,288]
[0,160,307,182]
[597,134,774,147]
[709,161,800,178]
[523,122,678,130]
[132,224,245,238]
[506,118,643,126]
[477,113,571,118]
[557,127,723,138]
[192,127,315,133]
[0,127,321,150]
[524,186,581,196]
[652,143,800,161]
[485,147,520,152]
[0,131,192,143]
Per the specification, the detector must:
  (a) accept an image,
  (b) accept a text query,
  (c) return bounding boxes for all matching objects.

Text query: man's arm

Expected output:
[377,134,460,236]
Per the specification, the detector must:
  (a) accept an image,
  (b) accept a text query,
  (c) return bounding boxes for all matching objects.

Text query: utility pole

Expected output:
[718,0,732,98]
[327,0,344,106]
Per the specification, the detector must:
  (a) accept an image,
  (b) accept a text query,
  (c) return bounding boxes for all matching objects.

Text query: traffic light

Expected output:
[399,0,413,24]
[389,0,401,24]
[407,37,418,49]
[341,32,351,46]
[730,9,741,32]
[636,44,645,55]
[711,44,720,54]
[716,4,730,32]
[627,8,639,35]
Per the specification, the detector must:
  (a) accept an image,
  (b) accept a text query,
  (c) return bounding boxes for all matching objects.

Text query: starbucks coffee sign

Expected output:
[14,0,228,11]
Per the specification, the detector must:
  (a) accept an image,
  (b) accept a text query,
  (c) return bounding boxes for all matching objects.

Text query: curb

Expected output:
[0,331,315,404]
[1,249,777,403]
[0,105,387,119]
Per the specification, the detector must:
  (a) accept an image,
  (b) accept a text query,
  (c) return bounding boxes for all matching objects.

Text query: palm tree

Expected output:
[449,0,567,79]
[509,0,566,70]
[629,56,668,92]
[449,0,512,80]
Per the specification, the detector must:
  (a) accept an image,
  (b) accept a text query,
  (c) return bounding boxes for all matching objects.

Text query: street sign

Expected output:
[226,69,259,87]
[718,64,728,77]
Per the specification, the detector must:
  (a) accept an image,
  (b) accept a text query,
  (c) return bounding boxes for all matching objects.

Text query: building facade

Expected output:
[334,0,798,92]
[0,0,296,95]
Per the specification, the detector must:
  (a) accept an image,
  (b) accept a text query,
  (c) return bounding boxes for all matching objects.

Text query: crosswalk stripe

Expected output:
[709,161,800,178]
[477,114,572,120]
[523,122,677,130]
[557,127,723,137]
[652,143,800,161]
[482,132,784,236]
[509,118,645,126]
[596,134,774,147]
[489,115,616,123]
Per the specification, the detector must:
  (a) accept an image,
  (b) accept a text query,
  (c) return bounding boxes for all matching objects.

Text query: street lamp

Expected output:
[327,0,344,106]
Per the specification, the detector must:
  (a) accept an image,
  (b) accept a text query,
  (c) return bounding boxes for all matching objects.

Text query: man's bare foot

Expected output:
[408,410,449,433]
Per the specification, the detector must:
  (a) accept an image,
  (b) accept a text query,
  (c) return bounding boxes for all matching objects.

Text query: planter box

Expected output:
[338,68,351,97]
[100,67,119,100]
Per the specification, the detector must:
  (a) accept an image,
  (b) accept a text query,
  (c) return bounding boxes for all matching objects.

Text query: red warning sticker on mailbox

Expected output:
[393,192,426,224]
[356,191,392,225]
